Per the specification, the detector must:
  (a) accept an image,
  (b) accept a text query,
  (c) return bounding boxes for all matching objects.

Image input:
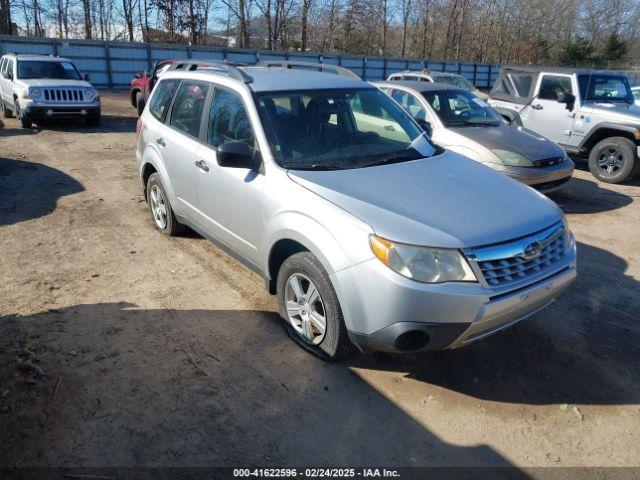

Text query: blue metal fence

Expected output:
[2,34,639,89]
[0,34,501,89]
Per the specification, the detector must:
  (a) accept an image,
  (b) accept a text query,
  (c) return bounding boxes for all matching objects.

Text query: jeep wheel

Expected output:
[15,101,31,128]
[588,137,639,183]
[1,99,12,118]
[136,92,145,116]
[86,113,101,127]
[277,252,354,361]
[146,172,185,236]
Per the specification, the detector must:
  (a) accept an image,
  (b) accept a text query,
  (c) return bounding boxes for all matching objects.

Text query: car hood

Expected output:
[17,79,93,88]
[582,102,640,125]
[450,124,565,161]
[288,152,562,248]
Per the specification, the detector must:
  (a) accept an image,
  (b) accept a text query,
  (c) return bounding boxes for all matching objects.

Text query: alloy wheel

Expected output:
[149,184,167,229]
[597,148,624,176]
[284,273,327,345]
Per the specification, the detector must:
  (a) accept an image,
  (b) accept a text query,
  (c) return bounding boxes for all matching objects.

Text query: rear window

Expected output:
[149,79,179,121]
[508,73,534,97]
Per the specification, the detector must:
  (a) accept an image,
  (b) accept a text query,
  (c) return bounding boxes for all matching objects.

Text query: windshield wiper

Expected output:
[361,151,422,168]
[285,163,344,171]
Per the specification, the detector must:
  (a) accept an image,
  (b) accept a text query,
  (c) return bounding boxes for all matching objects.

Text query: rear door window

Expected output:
[169,80,210,138]
[149,79,179,122]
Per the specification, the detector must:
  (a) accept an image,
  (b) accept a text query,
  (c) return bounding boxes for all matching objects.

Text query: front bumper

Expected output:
[501,159,574,193]
[24,101,100,119]
[333,238,577,353]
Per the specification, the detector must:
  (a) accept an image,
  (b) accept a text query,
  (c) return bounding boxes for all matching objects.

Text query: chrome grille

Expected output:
[465,224,566,288]
[43,88,85,103]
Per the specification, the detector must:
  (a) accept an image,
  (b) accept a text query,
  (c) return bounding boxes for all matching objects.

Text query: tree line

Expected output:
[1,0,638,67]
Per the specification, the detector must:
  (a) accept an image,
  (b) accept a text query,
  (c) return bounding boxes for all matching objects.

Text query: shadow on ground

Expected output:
[0,303,524,473]
[548,176,633,214]
[0,157,84,227]
[31,114,136,134]
[351,241,640,405]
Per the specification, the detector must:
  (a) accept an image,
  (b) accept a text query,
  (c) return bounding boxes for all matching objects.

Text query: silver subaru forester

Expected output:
[136,60,577,360]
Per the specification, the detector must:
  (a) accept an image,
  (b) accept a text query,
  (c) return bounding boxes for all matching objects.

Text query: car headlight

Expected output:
[84,88,97,101]
[492,149,533,167]
[30,87,42,99]
[370,235,477,283]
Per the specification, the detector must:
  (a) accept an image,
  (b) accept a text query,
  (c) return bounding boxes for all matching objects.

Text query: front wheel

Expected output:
[588,137,639,183]
[86,113,101,127]
[136,92,145,116]
[15,101,31,128]
[277,252,354,361]
[1,98,13,118]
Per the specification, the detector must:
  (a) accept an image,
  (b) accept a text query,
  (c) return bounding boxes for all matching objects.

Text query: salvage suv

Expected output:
[0,53,100,128]
[488,66,640,183]
[136,60,576,360]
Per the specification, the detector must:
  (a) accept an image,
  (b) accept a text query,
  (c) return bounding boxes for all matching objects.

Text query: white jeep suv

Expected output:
[0,53,100,128]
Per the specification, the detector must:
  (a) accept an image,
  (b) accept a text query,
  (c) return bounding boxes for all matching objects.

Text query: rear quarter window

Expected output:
[149,79,179,122]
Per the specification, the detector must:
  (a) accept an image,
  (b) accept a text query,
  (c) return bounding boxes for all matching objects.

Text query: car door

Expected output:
[521,74,577,145]
[193,86,265,264]
[158,79,211,217]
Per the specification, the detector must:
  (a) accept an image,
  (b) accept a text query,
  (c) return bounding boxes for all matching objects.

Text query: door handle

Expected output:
[531,104,543,110]
[156,137,166,147]
[195,159,209,172]
[384,125,396,131]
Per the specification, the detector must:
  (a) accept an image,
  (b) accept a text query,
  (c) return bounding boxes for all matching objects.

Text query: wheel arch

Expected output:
[139,147,175,203]
[581,124,640,154]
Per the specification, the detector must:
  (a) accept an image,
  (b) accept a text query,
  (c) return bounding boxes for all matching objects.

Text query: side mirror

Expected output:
[83,73,91,82]
[417,119,432,136]
[556,91,575,110]
[143,70,150,77]
[217,141,259,171]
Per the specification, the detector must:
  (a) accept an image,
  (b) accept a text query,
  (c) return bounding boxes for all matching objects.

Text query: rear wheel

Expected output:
[136,92,145,116]
[277,252,354,361]
[146,172,185,236]
[588,137,639,183]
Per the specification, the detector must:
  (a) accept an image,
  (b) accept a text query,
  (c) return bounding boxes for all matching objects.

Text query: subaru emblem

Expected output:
[522,241,542,259]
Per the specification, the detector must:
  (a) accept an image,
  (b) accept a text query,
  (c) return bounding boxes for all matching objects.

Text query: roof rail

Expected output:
[255,60,360,80]
[169,60,253,84]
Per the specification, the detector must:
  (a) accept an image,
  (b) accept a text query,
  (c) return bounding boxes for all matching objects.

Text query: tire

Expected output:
[1,98,12,118]
[588,136,639,184]
[15,101,31,128]
[136,92,145,116]
[146,172,185,236]
[86,113,101,127]
[277,252,354,361]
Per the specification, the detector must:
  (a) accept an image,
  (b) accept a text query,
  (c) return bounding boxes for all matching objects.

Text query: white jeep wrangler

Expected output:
[0,53,100,128]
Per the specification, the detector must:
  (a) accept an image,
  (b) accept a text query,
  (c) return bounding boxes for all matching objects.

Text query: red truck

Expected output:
[130,60,174,116]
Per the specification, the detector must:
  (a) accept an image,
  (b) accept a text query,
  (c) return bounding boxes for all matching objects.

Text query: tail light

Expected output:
[136,117,142,136]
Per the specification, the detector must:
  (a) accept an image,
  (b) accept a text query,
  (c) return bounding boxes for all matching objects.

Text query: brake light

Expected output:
[136,117,142,136]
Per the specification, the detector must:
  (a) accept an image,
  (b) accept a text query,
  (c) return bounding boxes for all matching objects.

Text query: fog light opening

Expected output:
[395,330,430,352]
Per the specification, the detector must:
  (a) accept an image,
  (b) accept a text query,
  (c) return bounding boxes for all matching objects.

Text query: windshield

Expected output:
[578,74,633,103]
[421,90,504,127]
[255,88,436,170]
[433,74,476,91]
[17,60,82,80]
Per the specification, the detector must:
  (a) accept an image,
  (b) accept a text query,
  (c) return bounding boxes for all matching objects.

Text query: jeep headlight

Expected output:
[492,149,533,167]
[30,87,42,100]
[84,88,97,101]
[370,235,477,283]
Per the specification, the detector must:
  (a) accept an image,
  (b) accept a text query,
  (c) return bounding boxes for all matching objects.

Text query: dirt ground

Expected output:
[1,93,639,472]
